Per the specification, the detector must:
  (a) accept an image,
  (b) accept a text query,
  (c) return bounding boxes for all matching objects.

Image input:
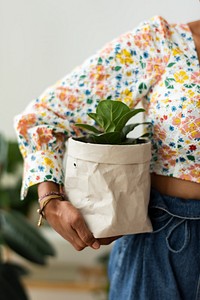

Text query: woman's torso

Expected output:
[151,21,200,200]
[146,20,200,194]
[151,173,200,200]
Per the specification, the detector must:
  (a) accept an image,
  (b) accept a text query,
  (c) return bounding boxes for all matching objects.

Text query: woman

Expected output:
[15,16,200,299]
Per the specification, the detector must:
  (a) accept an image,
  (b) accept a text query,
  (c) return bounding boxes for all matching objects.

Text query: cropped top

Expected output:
[14,16,200,199]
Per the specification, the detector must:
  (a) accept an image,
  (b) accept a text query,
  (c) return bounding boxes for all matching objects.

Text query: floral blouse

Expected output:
[14,16,200,199]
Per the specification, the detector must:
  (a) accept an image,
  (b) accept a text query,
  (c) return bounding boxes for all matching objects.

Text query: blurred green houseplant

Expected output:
[0,136,38,215]
[0,133,55,300]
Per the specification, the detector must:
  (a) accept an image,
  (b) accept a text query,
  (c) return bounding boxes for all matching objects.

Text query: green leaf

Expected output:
[90,132,122,144]
[0,275,26,300]
[0,191,11,209]
[166,78,175,81]
[75,123,101,134]
[139,61,146,69]
[115,66,122,71]
[0,134,8,175]
[165,78,175,89]
[98,57,103,65]
[87,99,93,104]
[187,155,195,161]
[96,100,130,132]
[138,82,147,94]
[73,99,150,145]
[121,122,151,139]
[183,84,196,88]
[115,108,145,132]
[140,132,150,138]
[6,141,23,173]
[87,113,104,127]
[12,211,55,256]
[167,62,176,68]
[196,85,200,93]
[0,210,55,265]
[0,262,28,300]
[80,75,86,79]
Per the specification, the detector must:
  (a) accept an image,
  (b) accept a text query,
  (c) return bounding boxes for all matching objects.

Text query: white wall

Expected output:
[1,0,199,138]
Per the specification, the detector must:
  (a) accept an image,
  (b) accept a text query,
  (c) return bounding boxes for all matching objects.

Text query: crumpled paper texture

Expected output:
[65,138,153,238]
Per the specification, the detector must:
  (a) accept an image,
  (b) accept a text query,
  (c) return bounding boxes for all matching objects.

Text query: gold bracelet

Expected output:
[37,195,63,227]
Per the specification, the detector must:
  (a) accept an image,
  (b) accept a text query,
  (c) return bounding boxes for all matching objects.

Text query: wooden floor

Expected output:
[22,264,108,300]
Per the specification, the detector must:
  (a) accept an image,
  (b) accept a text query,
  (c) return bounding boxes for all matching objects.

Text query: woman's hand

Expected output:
[44,199,121,249]
[38,182,121,251]
[44,199,100,251]
[38,182,100,251]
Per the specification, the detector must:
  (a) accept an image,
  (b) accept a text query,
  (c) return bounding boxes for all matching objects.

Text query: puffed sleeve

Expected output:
[14,16,171,199]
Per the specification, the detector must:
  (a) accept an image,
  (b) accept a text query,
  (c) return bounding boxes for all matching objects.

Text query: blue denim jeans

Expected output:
[108,188,200,300]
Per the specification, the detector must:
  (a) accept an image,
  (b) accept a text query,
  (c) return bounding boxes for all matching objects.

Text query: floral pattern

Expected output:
[14,16,200,199]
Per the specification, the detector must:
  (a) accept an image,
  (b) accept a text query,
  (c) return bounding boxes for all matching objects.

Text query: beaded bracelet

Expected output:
[38,191,66,203]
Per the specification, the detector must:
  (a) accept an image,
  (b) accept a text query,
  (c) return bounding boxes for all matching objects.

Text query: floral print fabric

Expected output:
[14,16,200,199]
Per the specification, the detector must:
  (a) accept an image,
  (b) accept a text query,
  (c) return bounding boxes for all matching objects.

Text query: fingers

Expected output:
[62,203,101,249]
[58,225,87,251]
[44,199,100,250]
[70,211,100,249]
[44,197,121,250]
[98,235,122,245]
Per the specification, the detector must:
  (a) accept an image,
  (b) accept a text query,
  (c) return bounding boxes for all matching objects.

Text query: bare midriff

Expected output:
[151,174,200,200]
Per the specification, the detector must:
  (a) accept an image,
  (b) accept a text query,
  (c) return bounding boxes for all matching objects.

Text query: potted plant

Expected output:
[0,138,38,217]
[0,133,56,300]
[65,100,153,238]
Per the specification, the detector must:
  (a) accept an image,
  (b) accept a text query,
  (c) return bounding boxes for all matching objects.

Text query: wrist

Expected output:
[43,197,63,216]
[44,197,71,221]
[37,184,67,226]
[38,182,60,198]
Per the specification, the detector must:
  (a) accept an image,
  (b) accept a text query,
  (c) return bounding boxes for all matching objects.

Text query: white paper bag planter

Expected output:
[65,137,152,238]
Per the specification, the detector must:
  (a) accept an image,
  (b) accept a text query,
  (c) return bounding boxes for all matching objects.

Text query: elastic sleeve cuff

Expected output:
[21,150,65,199]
